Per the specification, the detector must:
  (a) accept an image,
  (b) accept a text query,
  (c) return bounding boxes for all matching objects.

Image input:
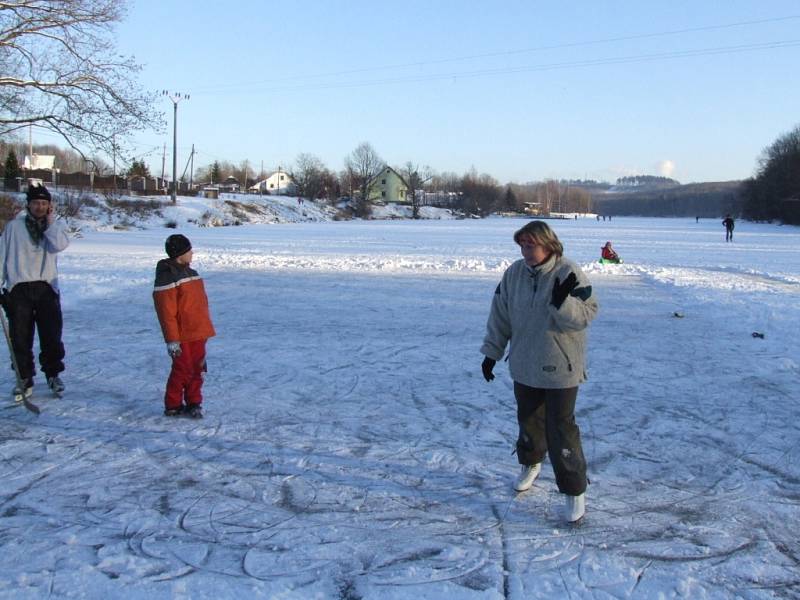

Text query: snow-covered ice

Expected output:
[0,216,798,599]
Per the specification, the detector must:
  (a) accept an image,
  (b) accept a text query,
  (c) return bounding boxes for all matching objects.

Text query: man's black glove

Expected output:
[0,289,7,309]
[482,357,496,382]
[551,272,578,309]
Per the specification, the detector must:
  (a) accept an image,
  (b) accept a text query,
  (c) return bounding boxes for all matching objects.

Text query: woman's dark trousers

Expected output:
[514,382,587,495]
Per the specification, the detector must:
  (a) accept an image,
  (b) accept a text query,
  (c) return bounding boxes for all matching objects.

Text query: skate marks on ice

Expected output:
[0,272,514,597]
[572,272,800,598]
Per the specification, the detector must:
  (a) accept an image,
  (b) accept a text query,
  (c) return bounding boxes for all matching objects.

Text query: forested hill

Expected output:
[592,180,742,217]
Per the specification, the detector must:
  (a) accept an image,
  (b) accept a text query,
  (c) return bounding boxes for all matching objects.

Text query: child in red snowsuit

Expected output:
[153,234,215,418]
[601,241,620,262]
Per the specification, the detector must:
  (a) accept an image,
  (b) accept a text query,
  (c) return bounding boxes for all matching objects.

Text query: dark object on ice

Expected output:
[673,312,684,318]
[751,332,765,339]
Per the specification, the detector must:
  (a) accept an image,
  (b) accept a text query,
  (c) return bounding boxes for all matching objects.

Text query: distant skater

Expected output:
[722,214,735,242]
[481,220,598,523]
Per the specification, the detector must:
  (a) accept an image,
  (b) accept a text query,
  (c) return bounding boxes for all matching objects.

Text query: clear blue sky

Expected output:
[112,0,800,184]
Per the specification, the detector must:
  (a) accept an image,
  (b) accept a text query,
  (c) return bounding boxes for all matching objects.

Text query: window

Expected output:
[381,179,386,185]
[381,191,386,197]
[280,175,284,180]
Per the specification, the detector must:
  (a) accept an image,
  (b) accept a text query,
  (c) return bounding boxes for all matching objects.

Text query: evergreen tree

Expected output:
[211,161,221,184]
[127,159,151,178]
[4,150,20,188]
[504,186,518,211]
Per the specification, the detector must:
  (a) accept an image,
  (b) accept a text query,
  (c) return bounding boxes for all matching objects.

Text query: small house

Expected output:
[250,170,296,195]
[367,166,409,204]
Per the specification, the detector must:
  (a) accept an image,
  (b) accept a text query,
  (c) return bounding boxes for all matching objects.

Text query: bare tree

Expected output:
[398,161,434,219]
[0,0,162,162]
[460,168,500,216]
[344,142,384,217]
[291,153,328,202]
[338,166,355,198]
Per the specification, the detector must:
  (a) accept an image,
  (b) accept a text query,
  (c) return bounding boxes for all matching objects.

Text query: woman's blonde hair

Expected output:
[513,220,564,257]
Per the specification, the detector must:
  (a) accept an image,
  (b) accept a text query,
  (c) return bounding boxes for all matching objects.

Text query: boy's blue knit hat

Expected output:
[165,234,191,259]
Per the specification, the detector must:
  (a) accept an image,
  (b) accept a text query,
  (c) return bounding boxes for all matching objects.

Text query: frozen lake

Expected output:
[0,217,798,599]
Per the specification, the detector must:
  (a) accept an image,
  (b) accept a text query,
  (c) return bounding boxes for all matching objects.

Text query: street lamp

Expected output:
[162,91,189,204]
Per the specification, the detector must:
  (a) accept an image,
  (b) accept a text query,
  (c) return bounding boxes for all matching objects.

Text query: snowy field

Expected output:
[1,216,799,599]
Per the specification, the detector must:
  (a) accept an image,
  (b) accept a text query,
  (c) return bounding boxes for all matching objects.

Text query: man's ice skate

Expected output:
[12,378,33,403]
[47,375,65,397]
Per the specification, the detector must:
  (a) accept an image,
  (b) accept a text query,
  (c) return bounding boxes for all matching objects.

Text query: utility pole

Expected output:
[162,91,190,204]
[189,144,195,191]
[160,143,166,192]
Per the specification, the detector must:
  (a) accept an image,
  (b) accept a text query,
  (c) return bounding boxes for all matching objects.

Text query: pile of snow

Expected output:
[370,202,457,220]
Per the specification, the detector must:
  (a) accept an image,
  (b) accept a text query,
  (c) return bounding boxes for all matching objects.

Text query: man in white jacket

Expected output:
[481,220,598,522]
[0,184,70,399]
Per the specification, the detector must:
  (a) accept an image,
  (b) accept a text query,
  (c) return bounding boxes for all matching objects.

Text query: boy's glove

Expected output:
[551,272,578,309]
[481,357,496,382]
[0,289,7,308]
[167,342,182,358]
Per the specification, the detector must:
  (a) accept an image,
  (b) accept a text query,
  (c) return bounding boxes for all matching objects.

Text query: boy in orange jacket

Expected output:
[153,234,215,418]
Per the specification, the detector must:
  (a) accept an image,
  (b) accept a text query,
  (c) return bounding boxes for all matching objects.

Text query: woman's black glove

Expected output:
[551,272,578,309]
[481,357,496,381]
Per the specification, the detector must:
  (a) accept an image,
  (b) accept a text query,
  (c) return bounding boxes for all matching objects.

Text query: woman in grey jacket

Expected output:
[481,220,598,522]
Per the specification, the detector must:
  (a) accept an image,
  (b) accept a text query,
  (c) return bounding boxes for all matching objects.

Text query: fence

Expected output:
[1,169,192,195]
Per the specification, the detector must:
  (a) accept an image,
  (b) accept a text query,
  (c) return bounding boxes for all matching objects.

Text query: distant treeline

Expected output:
[740,123,800,225]
[592,181,742,217]
[614,175,680,188]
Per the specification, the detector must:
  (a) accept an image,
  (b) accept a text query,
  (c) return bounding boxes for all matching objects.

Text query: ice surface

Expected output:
[0,216,797,598]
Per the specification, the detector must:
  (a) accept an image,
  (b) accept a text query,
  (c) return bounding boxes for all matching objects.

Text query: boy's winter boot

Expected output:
[186,404,203,419]
[164,407,182,417]
[47,375,65,396]
[565,493,586,523]
[514,463,541,492]
[12,378,34,402]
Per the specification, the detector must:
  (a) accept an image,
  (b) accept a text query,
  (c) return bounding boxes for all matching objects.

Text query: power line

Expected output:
[191,14,800,94]
[196,38,800,96]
